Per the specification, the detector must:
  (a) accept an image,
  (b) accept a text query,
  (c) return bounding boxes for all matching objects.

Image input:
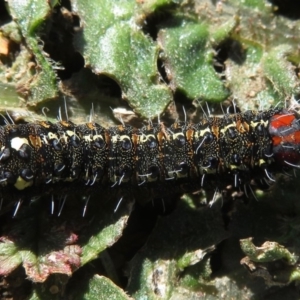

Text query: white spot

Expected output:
[194,127,211,138]
[220,121,236,134]
[11,137,29,151]
[48,132,58,140]
[66,130,75,137]
[113,108,135,115]
[111,135,120,143]
[93,135,103,141]
[84,135,92,142]
[139,134,155,143]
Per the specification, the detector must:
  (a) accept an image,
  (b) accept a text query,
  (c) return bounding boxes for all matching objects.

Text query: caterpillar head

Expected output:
[269,111,300,167]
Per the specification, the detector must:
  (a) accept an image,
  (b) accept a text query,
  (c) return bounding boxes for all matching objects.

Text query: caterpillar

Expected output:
[0,106,300,216]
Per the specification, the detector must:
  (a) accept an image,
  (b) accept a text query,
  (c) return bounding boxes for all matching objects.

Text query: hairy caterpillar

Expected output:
[0,106,300,216]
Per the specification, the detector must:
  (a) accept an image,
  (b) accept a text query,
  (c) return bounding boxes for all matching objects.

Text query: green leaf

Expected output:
[229,0,271,11]
[72,0,172,119]
[7,0,58,102]
[81,199,133,266]
[7,0,49,34]
[127,195,228,299]
[158,17,229,101]
[0,205,82,282]
[71,275,133,300]
[225,43,281,110]
[0,195,133,282]
[262,45,300,97]
[240,238,298,264]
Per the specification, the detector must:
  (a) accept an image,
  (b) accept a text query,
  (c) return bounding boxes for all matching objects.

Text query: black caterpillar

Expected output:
[1,107,300,215]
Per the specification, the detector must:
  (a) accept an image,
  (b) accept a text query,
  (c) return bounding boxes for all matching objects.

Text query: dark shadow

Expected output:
[0,266,32,300]
[0,0,11,26]
[0,0,20,67]
[41,2,84,80]
[215,38,246,67]
[174,90,197,120]
[268,0,300,19]
[157,55,170,85]
[108,201,160,287]
[141,8,175,41]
